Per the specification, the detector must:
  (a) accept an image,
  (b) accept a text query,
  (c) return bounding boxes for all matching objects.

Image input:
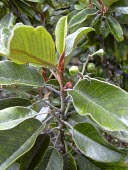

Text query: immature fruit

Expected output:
[69,66,79,76]
[87,63,95,73]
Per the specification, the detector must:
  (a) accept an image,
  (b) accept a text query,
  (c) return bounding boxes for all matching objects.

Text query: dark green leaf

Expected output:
[0,61,44,87]
[20,134,50,170]
[107,16,124,42]
[34,147,63,170]
[0,98,31,110]
[0,118,44,170]
[15,0,35,17]
[63,153,77,170]
[101,0,119,7]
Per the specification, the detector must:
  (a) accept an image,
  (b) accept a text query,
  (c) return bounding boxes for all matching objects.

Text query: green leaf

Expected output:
[0,13,14,30]
[115,7,128,14]
[73,123,126,162]
[115,39,128,61]
[20,134,50,170]
[101,0,119,7]
[107,16,124,42]
[77,154,128,170]
[55,16,67,55]
[67,111,88,127]
[65,27,94,65]
[93,18,110,38]
[68,78,128,132]
[0,13,14,56]
[8,25,56,67]
[7,163,19,170]
[15,0,35,17]
[26,0,45,2]
[111,0,128,8]
[0,98,31,110]
[0,118,44,170]
[34,147,63,170]
[69,9,98,28]
[63,153,77,170]
[0,106,37,130]
[77,155,101,170]
[0,61,44,87]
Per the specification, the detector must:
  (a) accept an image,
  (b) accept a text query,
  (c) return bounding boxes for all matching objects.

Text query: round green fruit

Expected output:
[69,66,79,76]
[87,63,95,73]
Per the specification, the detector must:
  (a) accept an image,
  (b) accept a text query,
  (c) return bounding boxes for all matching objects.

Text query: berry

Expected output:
[87,63,95,73]
[69,66,79,76]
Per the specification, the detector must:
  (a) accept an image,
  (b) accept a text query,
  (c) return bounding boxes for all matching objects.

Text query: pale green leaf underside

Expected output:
[107,16,124,42]
[68,78,128,132]
[115,7,128,14]
[73,123,125,163]
[8,25,56,66]
[0,13,14,56]
[65,27,94,65]
[35,147,63,170]
[0,106,37,130]
[0,119,44,170]
[0,61,44,87]
[55,16,67,55]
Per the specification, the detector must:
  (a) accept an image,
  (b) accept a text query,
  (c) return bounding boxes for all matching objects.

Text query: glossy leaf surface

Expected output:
[73,123,125,162]
[65,27,94,65]
[107,16,124,42]
[0,119,44,170]
[0,61,44,87]
[69,78,128,132]
[0,106,37,130]
[69,9,98,28]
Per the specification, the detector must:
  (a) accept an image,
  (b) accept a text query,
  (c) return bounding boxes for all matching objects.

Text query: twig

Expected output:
[50,111,63,124]
[54,131,61,147]
[82,55,90,75]
[61,120,73,129]
[39,99,61,112]
[64,102,71,117]
[67,142,80,154]
[46,85,60,95]
[42,116,53,124]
